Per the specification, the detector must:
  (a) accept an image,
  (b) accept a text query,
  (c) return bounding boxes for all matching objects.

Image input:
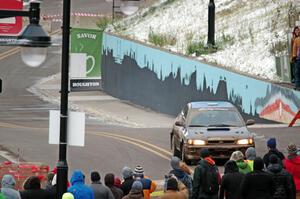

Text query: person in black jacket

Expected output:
[241,157,275,199]
[20,176,52,199]
[267,154,296,199]
[121,167,135,196]
[192,148,221,199]
[219,160,245,199]
[263,138,285,168]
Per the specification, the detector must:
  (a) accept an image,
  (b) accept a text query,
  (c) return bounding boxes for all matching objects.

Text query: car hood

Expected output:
[186,126,252,140]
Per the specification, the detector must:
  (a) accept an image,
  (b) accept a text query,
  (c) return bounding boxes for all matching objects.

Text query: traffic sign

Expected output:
[0,0,23,35]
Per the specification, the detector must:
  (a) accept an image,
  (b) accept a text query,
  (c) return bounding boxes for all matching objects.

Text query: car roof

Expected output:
[189,101,235,109]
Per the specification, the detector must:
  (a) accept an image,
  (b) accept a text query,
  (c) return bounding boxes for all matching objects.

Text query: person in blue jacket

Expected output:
[68,170,94,199]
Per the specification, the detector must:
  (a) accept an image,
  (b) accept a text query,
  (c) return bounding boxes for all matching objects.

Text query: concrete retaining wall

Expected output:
[101,33,300,124]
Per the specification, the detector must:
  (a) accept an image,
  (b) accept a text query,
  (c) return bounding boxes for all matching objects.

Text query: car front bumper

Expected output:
[184,144,255,159]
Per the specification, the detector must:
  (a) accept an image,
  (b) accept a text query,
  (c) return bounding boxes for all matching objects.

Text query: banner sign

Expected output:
[70,28,102,78]
[70,79,102,92]
[0,0,23,35]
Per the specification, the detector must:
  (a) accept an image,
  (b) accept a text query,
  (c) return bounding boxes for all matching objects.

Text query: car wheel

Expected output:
[180,144,192,165]
[172,139,180,158]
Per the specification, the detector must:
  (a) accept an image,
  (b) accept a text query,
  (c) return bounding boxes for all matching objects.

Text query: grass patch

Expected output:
[96,17,111,31]
[148,31,177,47]
[186,33,234,56]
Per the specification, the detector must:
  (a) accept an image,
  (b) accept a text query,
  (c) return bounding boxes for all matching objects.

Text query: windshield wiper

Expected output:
[188,124,207,127]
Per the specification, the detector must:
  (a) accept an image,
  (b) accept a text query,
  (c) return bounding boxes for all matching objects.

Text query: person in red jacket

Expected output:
[284,143,300,199]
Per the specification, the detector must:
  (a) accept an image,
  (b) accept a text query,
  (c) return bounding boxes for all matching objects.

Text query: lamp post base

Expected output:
[56,160,68,199]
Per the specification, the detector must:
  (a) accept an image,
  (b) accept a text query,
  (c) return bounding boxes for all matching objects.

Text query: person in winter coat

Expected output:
[45,174,57,199]
[90,171,114,199]
[1,174,21,199]
[284,143,300,199]
[122,180,144,199]
[219,160,245,199]
[230,151,252,174]
[105,173,124,199]
[133,165,157,199]
[293,29,300,90]
[291,26,300,83]
[167,156,193,199]
[62,192,74,199]
[241,157,275,199]
[267,154,296,199]
[121,167,135,196]
[67,170,94,199]
[192,148,221,199]
[161,177,188,199]
[44,172,55,191]
[263,138,285,168]
[19,176,52,199]
[245,147,256,171]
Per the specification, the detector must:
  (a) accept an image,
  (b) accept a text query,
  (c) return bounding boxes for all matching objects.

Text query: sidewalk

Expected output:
[28,73,175,128]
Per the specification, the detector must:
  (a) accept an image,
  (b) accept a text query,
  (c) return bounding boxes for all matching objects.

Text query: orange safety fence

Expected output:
[0,161,49,190]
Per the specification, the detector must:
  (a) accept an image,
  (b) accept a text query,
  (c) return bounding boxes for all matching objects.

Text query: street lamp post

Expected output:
[56,0,71,198]
[0,2,51,67]
[207,0,215,46]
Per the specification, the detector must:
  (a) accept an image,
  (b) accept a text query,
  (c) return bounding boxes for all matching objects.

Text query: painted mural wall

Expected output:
[102,33,300,124]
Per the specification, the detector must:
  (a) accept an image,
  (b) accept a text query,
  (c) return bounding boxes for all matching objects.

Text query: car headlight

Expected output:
[237,138,253,145]
[187,139,206,145]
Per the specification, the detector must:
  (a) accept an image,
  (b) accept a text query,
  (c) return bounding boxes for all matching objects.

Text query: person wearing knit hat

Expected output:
[122,181,143,199]
[121,167,135,196]
[168,156,192,199]
[62,192,74,199]
[104,173,123,199]
[132,165,156,199]
[245,147,256,171]
[89,171,114,199]
[284,143,300,198]
[241,157,274,199]
[263,138,285,168]
[161,178,188,199]
[230,151,252,174]
[133,165,144,178]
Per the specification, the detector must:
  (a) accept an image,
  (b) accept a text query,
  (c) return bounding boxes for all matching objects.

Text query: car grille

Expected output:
[207,139,235,144]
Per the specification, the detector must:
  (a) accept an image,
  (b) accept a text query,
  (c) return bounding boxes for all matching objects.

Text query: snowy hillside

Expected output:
[109,0,299,81]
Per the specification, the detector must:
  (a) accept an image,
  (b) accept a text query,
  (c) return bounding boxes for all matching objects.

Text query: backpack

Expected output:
[199,161,220,194]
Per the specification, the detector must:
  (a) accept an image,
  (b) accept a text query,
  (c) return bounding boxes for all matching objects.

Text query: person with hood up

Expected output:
[263,138,285,167]
[167,156,192,199]
[62,192,74,199]
[267,154,296,199]
[0,174,21,199]
[241,157,275,199]
[133,165,156,199]
[121,167,135,196]
[219,160,245,199]
[67,170,94,199]
[245,147,256,171]
[284,143,300,199]
[161,177,188,199]
[192,148,221,199]
[122,180,144,199]
[230,151,252,174]
[104,173,123,199]
[90,171,114,199]
[19,176,52,199]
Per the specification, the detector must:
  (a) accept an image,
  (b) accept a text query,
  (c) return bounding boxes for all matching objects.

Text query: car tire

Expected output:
[172,139,180,158]
[180,144,192,165]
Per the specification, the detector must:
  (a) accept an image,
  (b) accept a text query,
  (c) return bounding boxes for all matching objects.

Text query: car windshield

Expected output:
[188,109,244,127]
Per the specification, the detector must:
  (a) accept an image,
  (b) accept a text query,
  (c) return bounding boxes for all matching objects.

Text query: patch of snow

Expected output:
[110,0,297,81]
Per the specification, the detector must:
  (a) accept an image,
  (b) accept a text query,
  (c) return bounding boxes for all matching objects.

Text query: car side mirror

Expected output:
[246,119,255,126]
[175,120,184,126]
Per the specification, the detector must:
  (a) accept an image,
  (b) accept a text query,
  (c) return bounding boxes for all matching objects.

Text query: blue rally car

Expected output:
[170,101,255,164]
